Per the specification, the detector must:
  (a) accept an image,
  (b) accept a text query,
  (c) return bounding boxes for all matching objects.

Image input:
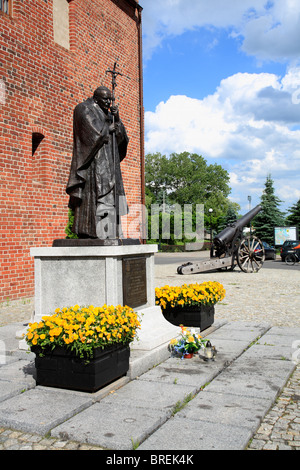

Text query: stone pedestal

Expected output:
[29,244,178,351]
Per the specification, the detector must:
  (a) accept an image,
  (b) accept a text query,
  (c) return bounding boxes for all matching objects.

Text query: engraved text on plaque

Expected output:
[122,257,147,308]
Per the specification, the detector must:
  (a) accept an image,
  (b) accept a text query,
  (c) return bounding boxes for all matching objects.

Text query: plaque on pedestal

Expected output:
[122,257,147,308]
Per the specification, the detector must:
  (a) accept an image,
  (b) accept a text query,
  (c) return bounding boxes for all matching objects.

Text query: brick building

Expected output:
[0,0,144,303]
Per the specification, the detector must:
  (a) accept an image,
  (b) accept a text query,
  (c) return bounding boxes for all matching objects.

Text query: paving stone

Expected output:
[0,381,34,403]
[0,387,93,435]
[137,355,222,389]
[205,358,295,399]
[139,415,253,450]
[51,402,168,450]
[208,322,270,342]
[243,343,296,361]
[178,390,274,431]
[0,359,36,387]
[100,378,198,412]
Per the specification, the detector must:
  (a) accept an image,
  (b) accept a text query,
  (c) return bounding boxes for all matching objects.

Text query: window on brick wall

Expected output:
[32,133,45,157]
[0,0,11,15]
[53,0,70,49]
[32,132,49,185]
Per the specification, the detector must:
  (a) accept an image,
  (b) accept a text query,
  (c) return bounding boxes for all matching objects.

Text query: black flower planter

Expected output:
[162,305,214,330]
[32,343,130,393]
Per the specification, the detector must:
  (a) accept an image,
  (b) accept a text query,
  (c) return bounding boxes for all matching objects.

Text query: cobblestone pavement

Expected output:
[247,366,300,450]
[0,254,299,450]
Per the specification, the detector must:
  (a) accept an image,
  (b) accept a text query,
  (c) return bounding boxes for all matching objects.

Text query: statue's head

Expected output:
[93,86,112,112]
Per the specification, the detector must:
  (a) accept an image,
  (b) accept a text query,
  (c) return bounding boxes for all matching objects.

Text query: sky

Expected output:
[140,0,300,215]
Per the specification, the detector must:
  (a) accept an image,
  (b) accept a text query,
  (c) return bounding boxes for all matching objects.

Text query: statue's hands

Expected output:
[107,105,120,133]
[110,105,120,122]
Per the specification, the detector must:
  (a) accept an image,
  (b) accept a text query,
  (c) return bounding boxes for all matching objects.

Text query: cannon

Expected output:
[177,205,265,275]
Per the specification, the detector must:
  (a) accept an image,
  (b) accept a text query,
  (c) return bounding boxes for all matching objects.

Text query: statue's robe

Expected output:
[66,98,129,238]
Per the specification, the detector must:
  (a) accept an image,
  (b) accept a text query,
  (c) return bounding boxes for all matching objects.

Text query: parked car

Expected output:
[280,240,300,261]
[262,241,276,260]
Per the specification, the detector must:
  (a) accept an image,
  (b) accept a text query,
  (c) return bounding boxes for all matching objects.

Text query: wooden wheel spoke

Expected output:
[237,236,265,273]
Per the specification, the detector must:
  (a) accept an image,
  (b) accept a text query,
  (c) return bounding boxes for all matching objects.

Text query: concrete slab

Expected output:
[0,387,93,435]
[137,356,221,389]
[133,326,257,388]
[265,326,300,338]
[242,342,296,361]
[256,330,300,358]
[257,331,300,346]
[101,378,198,413]
[0,381,34,403]
[0,359,36,387]
[0,323,26,353]
[202,337,251,361]
[51,402,169,450]
[0,355,20,367]
[205,359,295,399]
[214,321,271,331]
[232,354,296,379]
[208,321,271,342]
[178,390,274,431]
[139,416,253,450]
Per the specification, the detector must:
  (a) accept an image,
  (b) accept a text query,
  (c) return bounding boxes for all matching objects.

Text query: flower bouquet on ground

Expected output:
[26,304,141,361]
[169,325,209,359]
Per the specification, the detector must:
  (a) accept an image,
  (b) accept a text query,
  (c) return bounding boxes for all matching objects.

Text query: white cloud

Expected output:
[145,69,300,211]
[241,0,300,62]
[141,0,300,211]
[141,0,300,63]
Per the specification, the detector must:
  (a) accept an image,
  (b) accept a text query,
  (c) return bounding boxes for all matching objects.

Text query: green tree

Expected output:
[216,201,241,233]
[145,151,231,218]
[144,152,170,207]
[285,199,300,234]
[253,175,285,245]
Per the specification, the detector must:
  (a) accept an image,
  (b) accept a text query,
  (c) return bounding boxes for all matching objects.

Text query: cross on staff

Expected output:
[105,62,130,238]
[106,61,130,106]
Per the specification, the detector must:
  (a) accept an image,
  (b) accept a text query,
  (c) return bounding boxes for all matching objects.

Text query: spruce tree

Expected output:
[285,199,300,234]
[217,204,238,232]
[253,175,285,245]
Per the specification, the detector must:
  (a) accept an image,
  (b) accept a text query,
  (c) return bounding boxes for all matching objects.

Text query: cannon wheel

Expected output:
[237,236,265,273]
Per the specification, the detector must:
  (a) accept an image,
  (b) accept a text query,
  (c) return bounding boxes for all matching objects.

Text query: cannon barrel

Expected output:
[213,204,262,251]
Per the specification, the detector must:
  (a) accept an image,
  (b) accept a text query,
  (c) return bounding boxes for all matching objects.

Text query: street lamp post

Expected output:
[209,208,213,246]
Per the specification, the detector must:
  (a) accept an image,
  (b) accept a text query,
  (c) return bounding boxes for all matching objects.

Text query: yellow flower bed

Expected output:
[155,281,225,310]
[26,304,141,359]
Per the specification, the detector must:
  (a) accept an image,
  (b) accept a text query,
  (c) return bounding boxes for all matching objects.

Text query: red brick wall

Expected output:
[0,0,144,302]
